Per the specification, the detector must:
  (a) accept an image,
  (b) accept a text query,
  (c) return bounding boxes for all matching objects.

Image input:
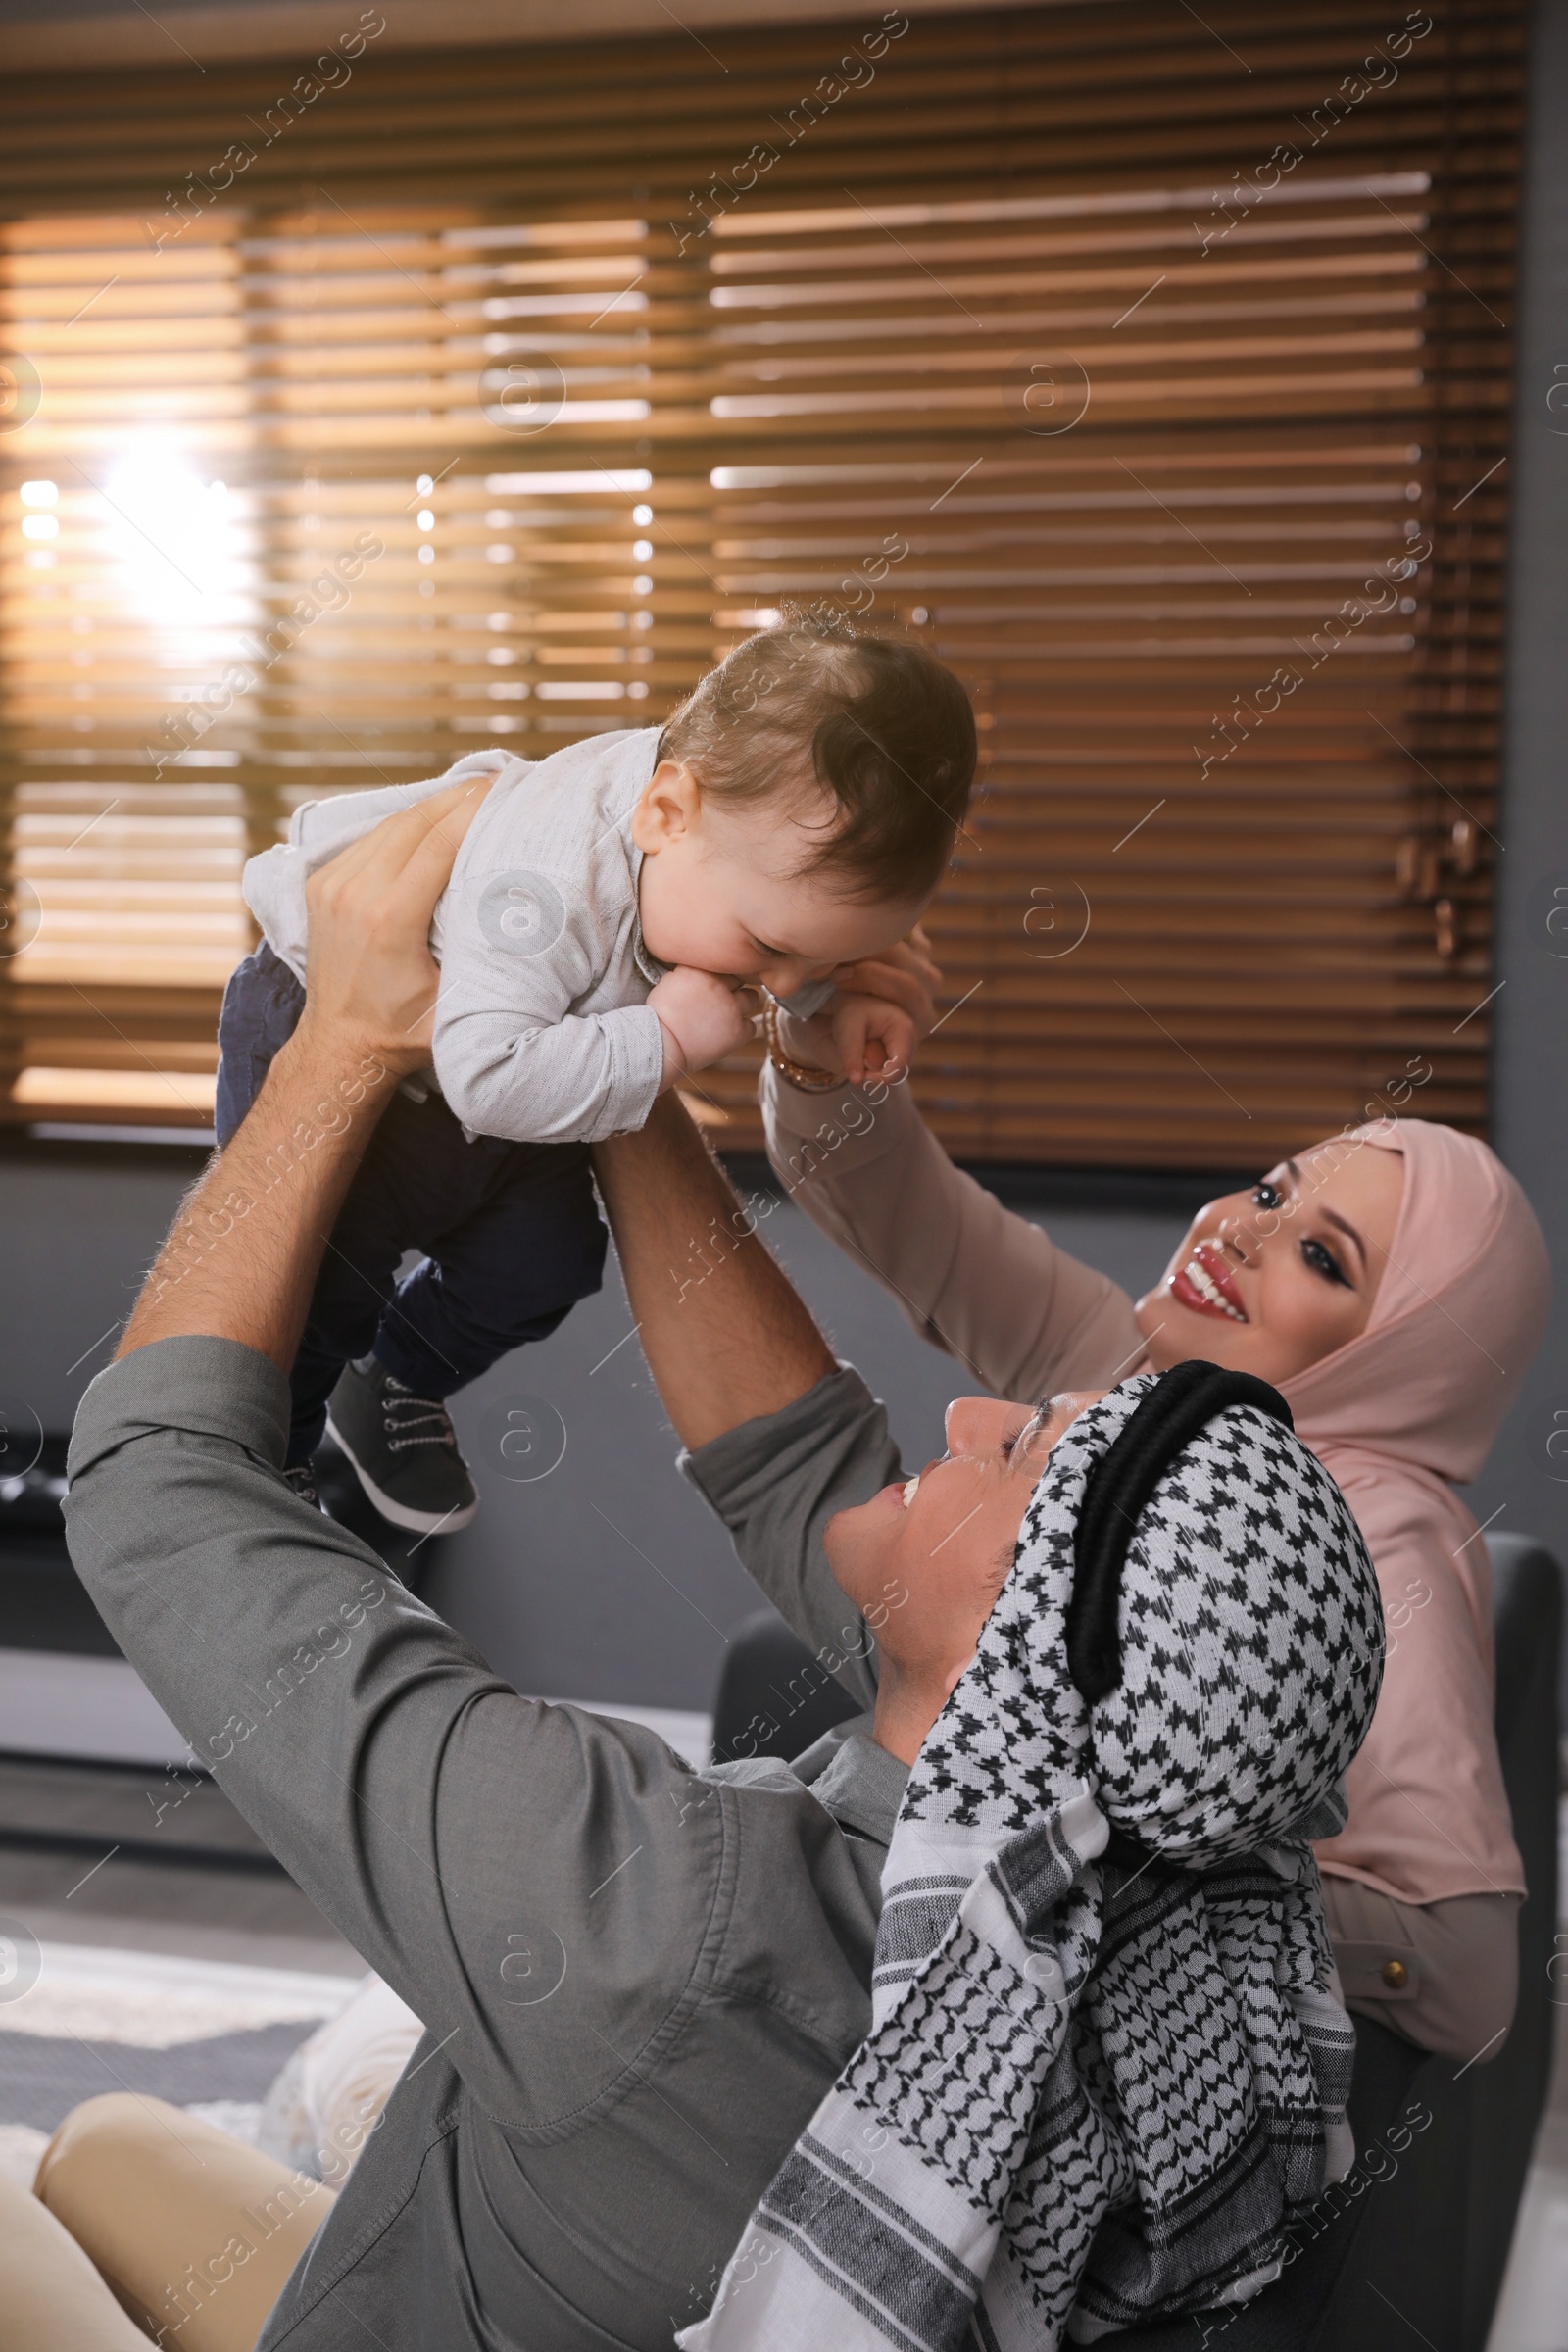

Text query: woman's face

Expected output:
[1135,1138,1406,1386]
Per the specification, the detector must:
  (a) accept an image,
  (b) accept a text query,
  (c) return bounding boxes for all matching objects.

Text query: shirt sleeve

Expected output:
[245,762,513,990]
[681,1364,899,1714]
[64,1338,737,2129]
[761,1064,1146,1400]
[432,914,665,1143]
[429,764,665,1145]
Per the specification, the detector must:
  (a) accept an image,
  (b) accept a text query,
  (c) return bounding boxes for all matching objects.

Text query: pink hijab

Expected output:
[1284,1119,1550,1904]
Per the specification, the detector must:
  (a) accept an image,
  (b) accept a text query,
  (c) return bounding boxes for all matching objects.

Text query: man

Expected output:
[24,789,1085,2348]
[21,790,1375,2352]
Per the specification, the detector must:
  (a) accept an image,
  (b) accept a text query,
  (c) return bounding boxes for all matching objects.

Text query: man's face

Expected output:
[825,1393,1105,1691]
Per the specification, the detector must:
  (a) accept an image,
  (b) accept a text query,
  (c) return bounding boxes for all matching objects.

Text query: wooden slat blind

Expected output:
[0,0,1519,1161]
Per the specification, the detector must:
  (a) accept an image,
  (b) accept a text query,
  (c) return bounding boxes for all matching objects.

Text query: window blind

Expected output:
[0,0,1518,1163]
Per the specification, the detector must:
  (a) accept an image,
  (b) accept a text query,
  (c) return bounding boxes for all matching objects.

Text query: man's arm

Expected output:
[595,1097,891,1708]
[121,782,487,1372]
[76,778,737,2127]
[66,1338,735,2128]
[593,1092,836,1449]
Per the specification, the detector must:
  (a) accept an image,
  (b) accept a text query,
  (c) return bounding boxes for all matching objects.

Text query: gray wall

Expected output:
[0,1152,191,1425]
[1474,0,1568,1637]
[0,1143,1181,1711]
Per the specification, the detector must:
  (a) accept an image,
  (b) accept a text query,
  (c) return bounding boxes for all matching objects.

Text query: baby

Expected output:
[218,623,976,1533]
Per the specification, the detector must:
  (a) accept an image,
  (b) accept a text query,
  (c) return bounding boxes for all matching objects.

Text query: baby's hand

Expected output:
[832,991,917,1088]
[650,967,759,1085]
[772,930,941,1087]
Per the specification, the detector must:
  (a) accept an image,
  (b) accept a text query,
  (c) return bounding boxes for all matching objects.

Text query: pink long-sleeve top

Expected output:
[762,1069,1550,1908]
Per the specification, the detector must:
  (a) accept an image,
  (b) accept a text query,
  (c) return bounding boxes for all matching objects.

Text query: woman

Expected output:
[761,940,1550,2063]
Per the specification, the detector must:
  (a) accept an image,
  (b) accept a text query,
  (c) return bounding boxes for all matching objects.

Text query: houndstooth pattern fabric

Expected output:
[677,1377,1384,2352]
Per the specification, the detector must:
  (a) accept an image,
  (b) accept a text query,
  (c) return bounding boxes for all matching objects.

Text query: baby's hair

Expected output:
[657,615,976,903]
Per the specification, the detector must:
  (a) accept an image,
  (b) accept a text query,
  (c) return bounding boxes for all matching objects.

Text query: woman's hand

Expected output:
[775,927,943,1081]
[299,776,495,1076]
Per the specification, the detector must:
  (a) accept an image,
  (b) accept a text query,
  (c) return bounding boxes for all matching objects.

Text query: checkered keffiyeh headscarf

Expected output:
[679,1364,1385,2352]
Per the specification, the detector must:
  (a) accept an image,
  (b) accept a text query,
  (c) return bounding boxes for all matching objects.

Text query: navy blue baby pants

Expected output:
[215,942,608,1468]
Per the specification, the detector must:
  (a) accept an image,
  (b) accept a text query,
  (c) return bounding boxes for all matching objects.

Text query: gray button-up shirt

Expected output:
[65,1345,902,2350]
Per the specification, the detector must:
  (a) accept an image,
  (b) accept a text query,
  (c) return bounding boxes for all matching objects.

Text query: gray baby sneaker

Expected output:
[325,1359,478,1534]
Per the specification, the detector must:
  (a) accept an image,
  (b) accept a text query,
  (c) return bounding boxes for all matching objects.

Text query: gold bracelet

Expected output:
[762,997,840,1093]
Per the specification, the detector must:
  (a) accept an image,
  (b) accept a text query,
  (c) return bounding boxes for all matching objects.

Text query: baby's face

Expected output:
[634,761,925,998]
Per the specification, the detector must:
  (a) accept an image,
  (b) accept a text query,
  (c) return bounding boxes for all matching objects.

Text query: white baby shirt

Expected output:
[245,730,675,1146]
[244,728,833,1148]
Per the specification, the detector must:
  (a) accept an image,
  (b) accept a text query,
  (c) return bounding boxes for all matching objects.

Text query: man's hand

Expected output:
[593,1095,835,1449]
[118,779,492,1373]
[774,927,942,1082]
[300,775,494,1078]
[650,966,760,1088]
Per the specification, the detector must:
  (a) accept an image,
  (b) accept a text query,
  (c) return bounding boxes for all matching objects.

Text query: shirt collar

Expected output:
[790,1716,908,1850]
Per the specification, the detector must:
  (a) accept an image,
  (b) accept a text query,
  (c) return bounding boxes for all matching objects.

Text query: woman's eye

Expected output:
[1252,1180,1282,1210]
[1301,1237,1349,1288]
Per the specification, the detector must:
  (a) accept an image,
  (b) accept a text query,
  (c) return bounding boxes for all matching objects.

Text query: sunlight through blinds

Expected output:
[0,0,1519,1162]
